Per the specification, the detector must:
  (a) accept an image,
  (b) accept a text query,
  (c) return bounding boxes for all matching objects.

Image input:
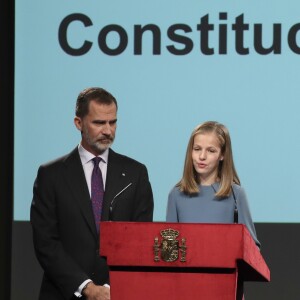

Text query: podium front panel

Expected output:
[110,270,238,300]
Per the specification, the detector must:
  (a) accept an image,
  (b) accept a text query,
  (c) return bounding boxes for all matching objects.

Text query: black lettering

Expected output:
[197,14,214,55]
[219,12,228,54]
[98,25,128,55]
[58,13,93,56]
[254,24,281,54]
[232,14,249,55]
[134,24,161,55]
[288,23,300,54]
[57,12,300,57]
[166,24,193,55]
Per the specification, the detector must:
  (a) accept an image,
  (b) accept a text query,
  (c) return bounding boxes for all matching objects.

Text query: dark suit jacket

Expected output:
[30,147,154,300]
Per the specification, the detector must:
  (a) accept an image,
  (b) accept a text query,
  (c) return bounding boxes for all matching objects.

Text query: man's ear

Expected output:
[74,117,82,131]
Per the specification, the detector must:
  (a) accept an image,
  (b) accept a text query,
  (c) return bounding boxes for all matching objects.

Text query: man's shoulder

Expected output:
[109,149,145,167]
[40,147,78,169]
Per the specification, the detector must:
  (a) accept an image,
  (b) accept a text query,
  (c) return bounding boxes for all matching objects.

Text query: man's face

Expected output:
[74,100,117,155]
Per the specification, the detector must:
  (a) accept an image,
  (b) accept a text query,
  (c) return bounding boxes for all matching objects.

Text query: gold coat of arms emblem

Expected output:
[153,228,187,262]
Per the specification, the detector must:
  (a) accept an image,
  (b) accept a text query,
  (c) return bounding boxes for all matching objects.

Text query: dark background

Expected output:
[2,1,300,299]
[1,0,14,299]
[10,222,300,299]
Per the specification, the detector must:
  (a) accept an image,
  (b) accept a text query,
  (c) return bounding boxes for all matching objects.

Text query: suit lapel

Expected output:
[63,148,98,238]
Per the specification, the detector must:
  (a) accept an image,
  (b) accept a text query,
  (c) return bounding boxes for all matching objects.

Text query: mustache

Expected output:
[98,135,114,142]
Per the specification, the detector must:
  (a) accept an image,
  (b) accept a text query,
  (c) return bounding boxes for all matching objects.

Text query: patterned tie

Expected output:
[91,157,104,232]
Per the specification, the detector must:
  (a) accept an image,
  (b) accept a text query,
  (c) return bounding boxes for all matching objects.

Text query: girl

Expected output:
[166,121,260,247]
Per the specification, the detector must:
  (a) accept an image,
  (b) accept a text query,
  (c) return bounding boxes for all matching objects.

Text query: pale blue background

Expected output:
[15,0,300,222]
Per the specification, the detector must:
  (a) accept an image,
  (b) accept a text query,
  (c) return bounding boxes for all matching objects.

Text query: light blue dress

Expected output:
[166,183,260,248]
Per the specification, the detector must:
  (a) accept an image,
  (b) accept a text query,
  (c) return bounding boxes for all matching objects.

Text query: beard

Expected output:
[83,127,115,154]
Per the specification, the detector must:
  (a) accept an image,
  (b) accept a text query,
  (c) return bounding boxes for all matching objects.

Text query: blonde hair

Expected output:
[177,121,240,197]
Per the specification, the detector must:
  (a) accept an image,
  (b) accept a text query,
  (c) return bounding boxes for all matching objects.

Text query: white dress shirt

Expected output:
[75,144,110,297]
[78,144,109,194]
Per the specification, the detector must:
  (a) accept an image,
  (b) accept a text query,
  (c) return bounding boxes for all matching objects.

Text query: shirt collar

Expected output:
[78,144,109,165]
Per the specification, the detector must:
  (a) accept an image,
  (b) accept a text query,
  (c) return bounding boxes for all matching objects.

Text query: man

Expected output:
[30,87,154,300]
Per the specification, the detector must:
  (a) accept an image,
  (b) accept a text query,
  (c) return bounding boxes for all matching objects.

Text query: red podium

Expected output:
[100,222,270,300]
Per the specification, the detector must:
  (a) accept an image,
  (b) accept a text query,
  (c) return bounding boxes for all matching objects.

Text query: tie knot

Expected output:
[92,157,102,166]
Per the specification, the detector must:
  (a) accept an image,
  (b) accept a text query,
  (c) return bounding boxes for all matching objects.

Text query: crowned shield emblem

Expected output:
[153,228,187,262]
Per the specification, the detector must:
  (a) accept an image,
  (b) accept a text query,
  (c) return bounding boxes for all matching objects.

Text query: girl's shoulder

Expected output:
[169,185,182,196]
[232,183,247,198]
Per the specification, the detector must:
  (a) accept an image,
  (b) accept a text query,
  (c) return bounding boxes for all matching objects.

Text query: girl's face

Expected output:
[192,132,224,185]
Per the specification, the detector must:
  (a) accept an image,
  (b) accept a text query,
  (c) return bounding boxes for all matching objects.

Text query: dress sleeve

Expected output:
[166,188,179,222]
[235,186,261,249]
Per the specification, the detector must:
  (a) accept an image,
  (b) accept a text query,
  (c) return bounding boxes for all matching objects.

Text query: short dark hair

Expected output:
[75,87,118,118]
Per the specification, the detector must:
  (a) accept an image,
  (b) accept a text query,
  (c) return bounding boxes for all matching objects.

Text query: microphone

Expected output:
[231,187,238,224]
[109,183,133,220]
[212,183,238,224]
